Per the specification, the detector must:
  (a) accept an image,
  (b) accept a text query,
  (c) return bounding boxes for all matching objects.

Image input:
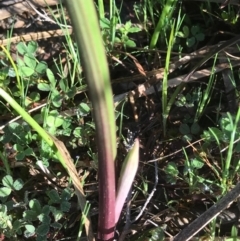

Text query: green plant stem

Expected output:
[77,201,91,241]
[65,1,117,240]
[149,0,177,49]
[0,87,76,171]
[0,151,12,176]
[98,0,105,19]
[194,55,217,122]
[223,108,240,188]
[1,46,22,98]
[162,20,175,137]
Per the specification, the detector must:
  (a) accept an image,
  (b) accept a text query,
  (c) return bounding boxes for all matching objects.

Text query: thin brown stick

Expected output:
[174,182,240,241]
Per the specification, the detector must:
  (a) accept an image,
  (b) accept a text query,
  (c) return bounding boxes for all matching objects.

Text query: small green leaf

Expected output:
[128,27,141,33]
[27,41,38,54]
[38,213,51,224]
[204,127,221,141]
[165,162,178,176]
[0,187,11,197]
[230,224,238,237]
[17,42,28,55]
[47,189,60,203]
[182,25,189,38]
[61,188,71,200]
[191,158,204,169]
[13,179,24,191]
[51,222,62,229]
[19,66,35,77]
[13,219,22,230]
[59,79,67,92]
[60,201,71,212]
[16,152,25,161]
[35,61,48,74]
[42,205,50,215]
[29,199,42,214]
[17,58,25,67]
[124,21,132,30]
[24,54,36,69]
[8,67,15,77]
[24,230,35,238]
[191,25,200,35]
[195,32,205,41]
[38,83,51,91]
[66,86,76,98]
[221,11,229,21]
[46,68,55,87]
[73,127,83,138]
[2,175,13,188]
[175,94,186,107]
[191,123,200,135]
[23,210,38,221]
[62,120,71,132]
[46,115,64,128]
[186,37,195,47]
[0,204,7,214]
[24,147,33,156]
[224,123,233,132]
[36,236,47,241]
[149,226,165,241]
[125,39,136,47]
[14,144,24,151]
[36,223,49,236]
[29,92,40,102]
[78,103,91,116]
[114,37,121,44]
[179,123,190,135]
[50,207,63,222]
[51,91,62,107]
[25,224,35,233]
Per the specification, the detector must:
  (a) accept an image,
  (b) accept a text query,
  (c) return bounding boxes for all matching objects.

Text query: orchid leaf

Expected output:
[65,0,117,240]
[115,138,139,223]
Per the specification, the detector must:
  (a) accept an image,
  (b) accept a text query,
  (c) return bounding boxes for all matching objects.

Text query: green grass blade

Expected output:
[223,109,240,189]
[149,0,177,49]
[162,20,176,137]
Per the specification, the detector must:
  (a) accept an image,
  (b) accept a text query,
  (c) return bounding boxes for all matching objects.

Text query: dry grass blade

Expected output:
[0,29,73,46]
[49,134,95,241]
[0,0,60,20]
[114,60,240,105]
[183,34,240,82]
[220,0,231,8]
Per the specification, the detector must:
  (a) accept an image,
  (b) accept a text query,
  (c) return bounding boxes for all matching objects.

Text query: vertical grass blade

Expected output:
[149,0,177,49]
[162,21,176,137]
